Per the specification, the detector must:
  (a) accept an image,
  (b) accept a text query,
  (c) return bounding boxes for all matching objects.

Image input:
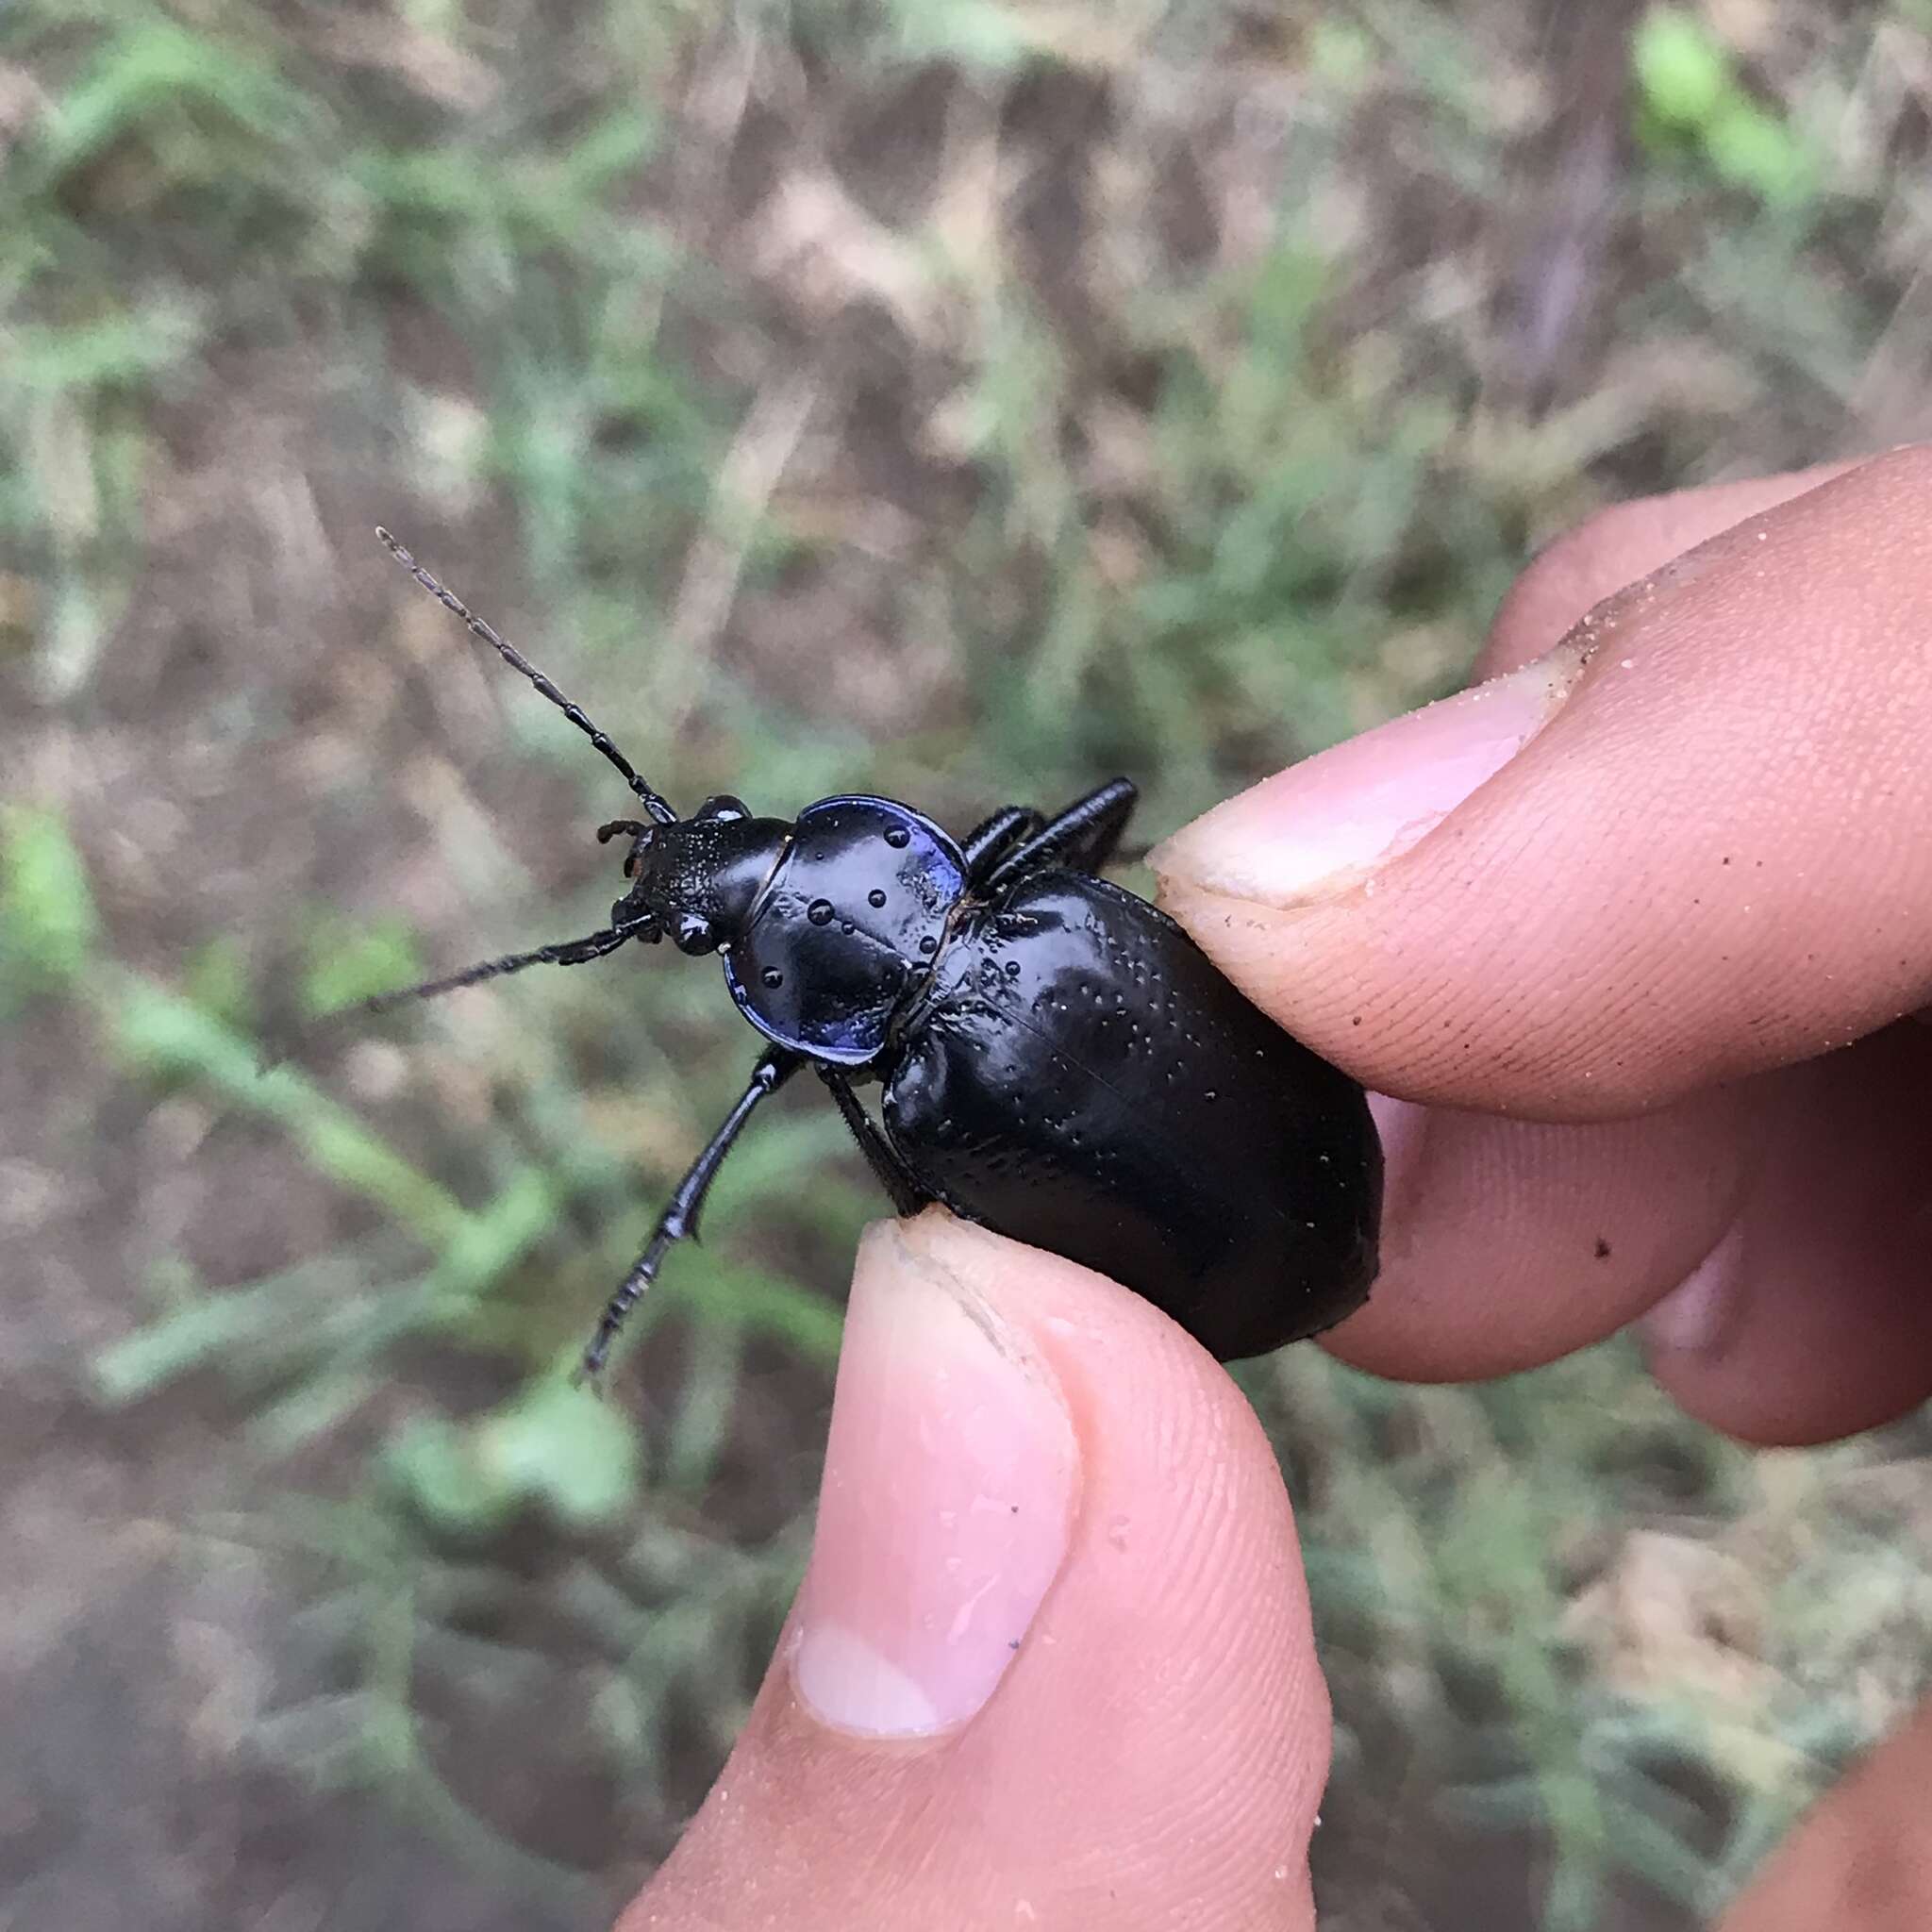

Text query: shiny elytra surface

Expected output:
[879,869,1382,1359]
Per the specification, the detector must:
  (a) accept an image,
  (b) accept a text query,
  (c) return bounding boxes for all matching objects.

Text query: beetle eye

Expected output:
[696,793,749,824]
[672,910,716,956]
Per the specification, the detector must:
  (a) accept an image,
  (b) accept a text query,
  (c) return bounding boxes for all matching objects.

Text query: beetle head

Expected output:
[604,794,790,957]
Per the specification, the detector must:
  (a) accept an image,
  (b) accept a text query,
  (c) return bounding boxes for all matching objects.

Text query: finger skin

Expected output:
[1315,463,1852,1380]
[1154,455,1928,1407]
[1483,460,1860,678]
[624,1212,1329,1932]
[1158,444,1932,1119]
[1331,454,1932,1410]
[1324,1080,1770,1381]
[1719,1694,1932,1932]
[1641,1023,1932,1446]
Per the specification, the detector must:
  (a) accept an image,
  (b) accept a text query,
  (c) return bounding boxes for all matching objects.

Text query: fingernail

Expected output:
[1641,1224,1747,1357]
[791,1222,1078,1739]
[1149,643,1589,908]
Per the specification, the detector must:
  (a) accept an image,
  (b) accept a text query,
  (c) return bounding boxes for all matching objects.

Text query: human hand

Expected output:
[622,448,1932,1930]
[1156,445,1932,1447]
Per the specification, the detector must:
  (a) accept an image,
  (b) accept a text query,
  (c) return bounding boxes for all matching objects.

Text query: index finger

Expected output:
[1153,446,1932,1118]
[1482,459,1859,677]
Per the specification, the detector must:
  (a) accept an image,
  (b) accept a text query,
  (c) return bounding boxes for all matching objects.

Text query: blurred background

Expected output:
[3,2,1930,1927]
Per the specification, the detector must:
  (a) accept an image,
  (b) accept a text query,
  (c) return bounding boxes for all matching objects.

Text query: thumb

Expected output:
[623,1209,1329,1932]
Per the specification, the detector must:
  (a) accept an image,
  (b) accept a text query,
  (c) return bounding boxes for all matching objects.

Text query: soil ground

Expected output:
[3,5,1930,1928]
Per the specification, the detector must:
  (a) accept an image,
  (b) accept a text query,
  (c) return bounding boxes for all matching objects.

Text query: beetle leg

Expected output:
[818,1068,930,1217]
[961,804,1046,880]
[986,776,1138,886]
[577,1046,802,1380]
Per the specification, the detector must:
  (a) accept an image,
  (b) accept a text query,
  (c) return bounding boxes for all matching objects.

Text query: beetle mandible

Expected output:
[347,531,1383,1375]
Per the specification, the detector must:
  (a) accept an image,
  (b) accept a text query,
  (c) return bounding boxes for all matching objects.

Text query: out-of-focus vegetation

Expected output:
[2,3,1928,1927]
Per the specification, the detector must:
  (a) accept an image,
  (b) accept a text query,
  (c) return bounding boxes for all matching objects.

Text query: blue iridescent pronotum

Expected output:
[343,533,1383,1376]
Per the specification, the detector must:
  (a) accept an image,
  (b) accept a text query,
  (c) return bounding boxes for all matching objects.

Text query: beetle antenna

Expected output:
[261,921,651,1072]
[350,922,648,1017]
[375,528,678,826]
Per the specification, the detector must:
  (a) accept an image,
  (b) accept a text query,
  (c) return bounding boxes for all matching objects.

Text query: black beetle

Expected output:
[346,532,1382,1375]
